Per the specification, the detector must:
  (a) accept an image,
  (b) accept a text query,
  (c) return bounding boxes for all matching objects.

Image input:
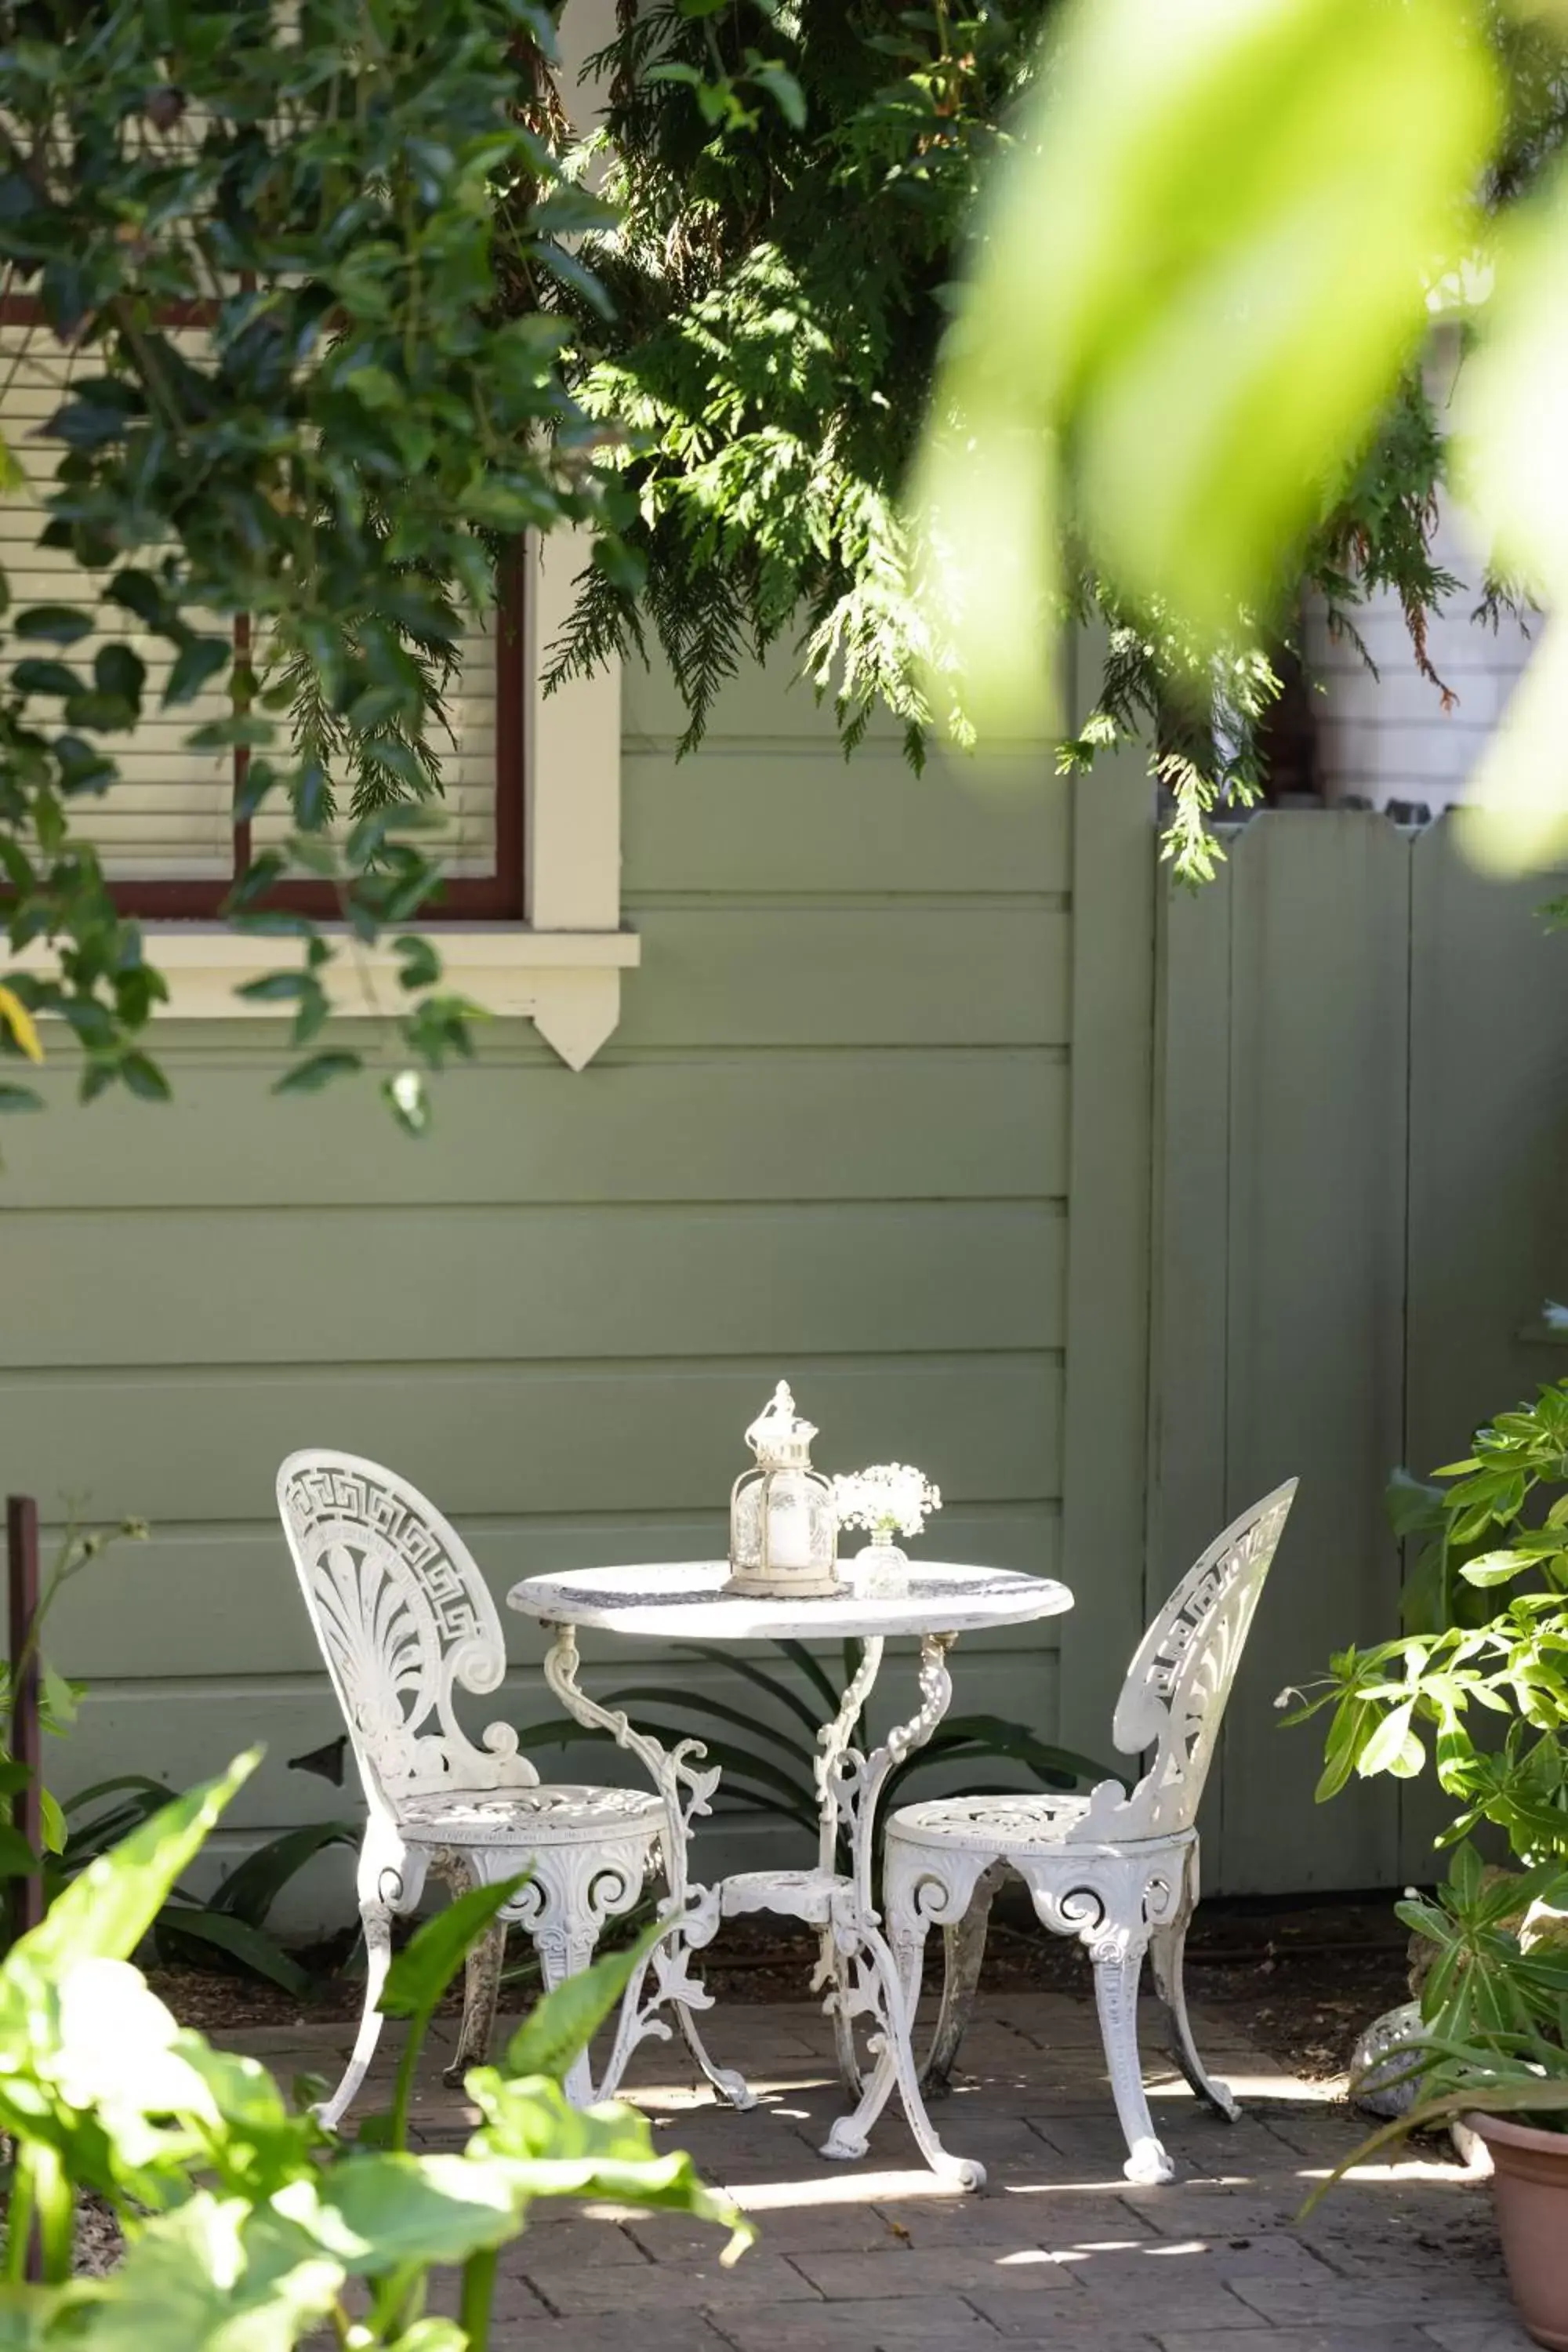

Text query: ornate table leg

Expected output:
[815,1632,985,2190]
[811,1638,884,2100]
[540,1622,754,2109]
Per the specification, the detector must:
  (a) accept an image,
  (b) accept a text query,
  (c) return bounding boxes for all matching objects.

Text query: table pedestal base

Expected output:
[719,1867,984,2188]
[537,1617,985,2186]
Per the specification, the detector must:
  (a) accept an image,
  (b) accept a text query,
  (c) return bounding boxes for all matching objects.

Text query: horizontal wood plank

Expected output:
[56,1640,1069,1845]
[0,1356,1062,1524]
[46,1504,1065,1679]
[623,749,1069,896]
[0,1202,1064,1369]
[0,1051,1067,1209]
[620,908,1070,1047]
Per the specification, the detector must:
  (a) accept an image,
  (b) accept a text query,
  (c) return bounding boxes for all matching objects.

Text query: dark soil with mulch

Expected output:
[146,1890,1414,2085]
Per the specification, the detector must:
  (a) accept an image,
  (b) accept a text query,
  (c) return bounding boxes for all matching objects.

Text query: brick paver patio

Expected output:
[239,1988,1525,2350]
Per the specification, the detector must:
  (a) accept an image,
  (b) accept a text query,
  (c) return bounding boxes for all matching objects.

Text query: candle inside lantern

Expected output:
[764,1474,814,1570]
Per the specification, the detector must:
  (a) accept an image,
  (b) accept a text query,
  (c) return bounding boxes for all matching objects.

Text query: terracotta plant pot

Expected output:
[1468,2111,1568,2348]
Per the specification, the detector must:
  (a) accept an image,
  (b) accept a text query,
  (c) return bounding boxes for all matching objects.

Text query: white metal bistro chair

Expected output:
[277,1450,668,2128]
[882,1481,1297,2184]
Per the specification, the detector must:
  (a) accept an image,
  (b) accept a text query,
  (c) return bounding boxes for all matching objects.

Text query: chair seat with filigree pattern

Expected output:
[397,1784,665,1846]
[883,1482,1297,2189]
[891,1792,1093,1849]
[277,1449,668,2131]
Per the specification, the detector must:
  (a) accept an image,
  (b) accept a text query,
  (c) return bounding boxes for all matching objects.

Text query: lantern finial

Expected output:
[745,1381,816,1465]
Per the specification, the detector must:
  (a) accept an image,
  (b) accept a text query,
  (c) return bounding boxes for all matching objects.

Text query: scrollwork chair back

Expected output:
[1087,1479,1297,1841]
[277,1449,536,1820]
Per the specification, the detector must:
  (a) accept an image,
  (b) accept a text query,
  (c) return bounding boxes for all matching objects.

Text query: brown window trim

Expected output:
[0,294,524,924]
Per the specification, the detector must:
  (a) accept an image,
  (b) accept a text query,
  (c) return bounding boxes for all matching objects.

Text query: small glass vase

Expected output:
[853,1536,910,1599]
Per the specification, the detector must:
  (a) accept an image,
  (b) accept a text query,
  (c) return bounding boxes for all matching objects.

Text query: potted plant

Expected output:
[1311,1846,1568,2347]
[1286,1377,1568,2343]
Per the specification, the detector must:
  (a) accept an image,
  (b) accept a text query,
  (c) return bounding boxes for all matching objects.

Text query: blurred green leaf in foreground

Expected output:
[917,0,1537,833]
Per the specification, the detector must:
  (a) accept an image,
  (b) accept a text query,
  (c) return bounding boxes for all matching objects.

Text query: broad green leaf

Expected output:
[1301,2071,1568,2216]
[9,1751,258,1977]
[1356,1700,1425,1781]
[392,935,441,991]
[681,1639,831,1733]
[42,1958,208,2120]
[0,986,42,1065]
[915,0,1498,731]
[272,1052,364,1097]
[235,973,313,1004]
[162,637,232,707]
[42,1664,80,1733]
[1385,1469,1448,1542]
[466,2071,753,2258]
[119,1053,170,1104]
[1462,1553,1538,1588]
[12,605,94,644]
[281,2154,522,2270]
[0,2291,47,2346]
[380,1875,528,2020]
[504,1917,668,2083]
[0,1822,40,1877]
[154,1906,312,1998]
[1454,608,1568,876]
[63,2194,342,2352]
[209,1821,356,1929]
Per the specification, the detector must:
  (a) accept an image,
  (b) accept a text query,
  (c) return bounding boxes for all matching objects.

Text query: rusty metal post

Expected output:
[6,1496,43,1940]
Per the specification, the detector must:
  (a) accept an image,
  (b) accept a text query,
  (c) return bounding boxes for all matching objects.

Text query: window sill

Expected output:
[20,924,642,1072]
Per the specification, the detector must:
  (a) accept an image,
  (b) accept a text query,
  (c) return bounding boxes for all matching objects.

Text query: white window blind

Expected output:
[0,324,236,878]
[0,322,506,890]
[250,608,503,880]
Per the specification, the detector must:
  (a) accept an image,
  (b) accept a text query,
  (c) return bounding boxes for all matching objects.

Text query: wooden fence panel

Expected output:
[1157,814,1410,1893]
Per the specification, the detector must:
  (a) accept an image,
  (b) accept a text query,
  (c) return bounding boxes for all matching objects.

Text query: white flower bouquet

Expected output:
[832,1463,942,1543]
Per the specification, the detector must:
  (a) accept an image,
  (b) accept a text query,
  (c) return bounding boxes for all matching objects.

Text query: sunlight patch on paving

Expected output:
[725,2169,978,2212]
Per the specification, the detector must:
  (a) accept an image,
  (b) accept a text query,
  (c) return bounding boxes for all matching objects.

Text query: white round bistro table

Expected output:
[506,1559,1073,2190]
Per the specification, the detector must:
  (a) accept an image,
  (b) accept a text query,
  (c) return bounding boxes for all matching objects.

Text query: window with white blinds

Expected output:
[0,323,236,880]
[0,314,519,915]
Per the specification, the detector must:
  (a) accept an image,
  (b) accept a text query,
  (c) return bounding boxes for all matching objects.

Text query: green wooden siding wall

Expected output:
[0,658,1089,1915]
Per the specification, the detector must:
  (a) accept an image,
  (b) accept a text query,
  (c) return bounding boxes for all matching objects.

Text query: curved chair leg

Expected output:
[925,1860,1005,2096]
[317,1899,394,2132]
[446,1917,507,2087]
[535,1916,604,2108]
[1150,1914,1238,2122]
[1091,1929,1173,2185]
[429,1850,507,2089]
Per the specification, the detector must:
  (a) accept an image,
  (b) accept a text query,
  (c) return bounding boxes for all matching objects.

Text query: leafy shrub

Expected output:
[0,1750,750,2344]
[1288,1380,1568,2160]
[1286,1378,1568,1857]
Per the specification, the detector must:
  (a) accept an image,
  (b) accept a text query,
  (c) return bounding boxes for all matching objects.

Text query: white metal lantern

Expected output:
[725,1381,840,1599]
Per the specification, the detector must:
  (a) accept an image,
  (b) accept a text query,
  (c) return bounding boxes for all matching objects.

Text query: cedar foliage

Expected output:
[541,1,1559,876]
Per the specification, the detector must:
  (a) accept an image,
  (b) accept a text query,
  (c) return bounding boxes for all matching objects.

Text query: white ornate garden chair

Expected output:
[882,1481,1297,2185]
[277,1450,668,2128]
